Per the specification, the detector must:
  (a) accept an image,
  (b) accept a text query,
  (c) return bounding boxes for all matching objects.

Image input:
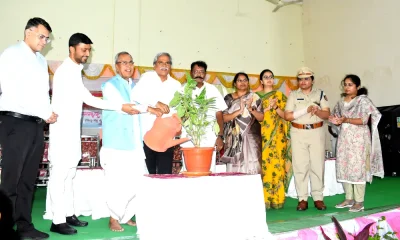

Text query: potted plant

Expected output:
[169,73,219,176]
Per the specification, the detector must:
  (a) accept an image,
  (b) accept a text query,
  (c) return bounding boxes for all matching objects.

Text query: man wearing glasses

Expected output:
[284,67,330,211]
[0,17,57,240]
[46,34,138,236]
[100,51,148,232]
[131,52,182,174]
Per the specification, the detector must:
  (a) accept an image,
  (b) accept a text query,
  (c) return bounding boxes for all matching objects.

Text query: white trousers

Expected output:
[100,147,145,223]
[46,164,77,224]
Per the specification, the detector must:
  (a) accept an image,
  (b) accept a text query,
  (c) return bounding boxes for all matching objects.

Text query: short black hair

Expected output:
[233,72,249,85]
[25,17,52,32]
[190,61,207,72]
[69,33,93,47]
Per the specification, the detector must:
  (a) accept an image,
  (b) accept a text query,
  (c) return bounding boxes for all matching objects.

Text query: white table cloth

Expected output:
[44,168,110,220]
[286,159,344,198]
[136,173,275,240]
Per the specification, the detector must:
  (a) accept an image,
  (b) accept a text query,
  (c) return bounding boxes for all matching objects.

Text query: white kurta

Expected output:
[49,57,121,167]
[46,57,122,224]
[131,71,182,134]
[180,82,228,172]
[100,77,146,223]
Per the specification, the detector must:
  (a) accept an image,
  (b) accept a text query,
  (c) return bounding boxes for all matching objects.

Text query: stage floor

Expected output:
[30,177,400,239]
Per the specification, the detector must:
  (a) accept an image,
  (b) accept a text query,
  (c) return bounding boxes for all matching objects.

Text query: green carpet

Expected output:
[267,177,400,233]
[30,177,400,239]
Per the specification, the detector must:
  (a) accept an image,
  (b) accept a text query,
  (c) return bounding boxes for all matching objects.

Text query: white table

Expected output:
[43,168,110,220]
[286,159,344,198]
[135,173,275,240]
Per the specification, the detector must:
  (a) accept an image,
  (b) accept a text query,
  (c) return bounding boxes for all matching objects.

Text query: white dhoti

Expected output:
[100,147,146,223]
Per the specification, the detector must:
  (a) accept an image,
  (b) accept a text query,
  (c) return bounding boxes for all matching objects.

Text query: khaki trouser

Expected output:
[291,126,325,201]
[343,182,366,203]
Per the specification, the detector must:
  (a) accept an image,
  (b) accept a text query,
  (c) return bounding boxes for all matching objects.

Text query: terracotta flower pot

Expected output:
[182,147,214,175]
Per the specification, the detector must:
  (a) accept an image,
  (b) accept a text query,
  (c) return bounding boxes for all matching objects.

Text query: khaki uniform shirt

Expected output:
[285,88,329,124]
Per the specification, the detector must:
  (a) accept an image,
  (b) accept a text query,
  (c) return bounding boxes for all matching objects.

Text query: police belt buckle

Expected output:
[304,124,313,129]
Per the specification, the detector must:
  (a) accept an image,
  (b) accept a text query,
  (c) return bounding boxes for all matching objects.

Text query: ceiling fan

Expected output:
[265,0,303,12]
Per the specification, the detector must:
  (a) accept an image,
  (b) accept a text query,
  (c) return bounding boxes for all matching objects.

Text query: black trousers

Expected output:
[0,115,44,232]
[143,142,174,174]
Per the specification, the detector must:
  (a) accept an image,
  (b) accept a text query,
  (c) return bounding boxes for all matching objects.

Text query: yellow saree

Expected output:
[256,90,292,209]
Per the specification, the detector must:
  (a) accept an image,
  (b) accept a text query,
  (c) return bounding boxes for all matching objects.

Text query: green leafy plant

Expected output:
[169,73,218,147]
[320,216,397,240]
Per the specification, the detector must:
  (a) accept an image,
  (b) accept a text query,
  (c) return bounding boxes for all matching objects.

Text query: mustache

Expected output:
[194,76,204,80]
[160,67,169,71]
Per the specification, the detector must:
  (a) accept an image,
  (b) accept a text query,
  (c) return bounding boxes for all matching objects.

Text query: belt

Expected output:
[0,111,43,123]
[292,122,323,130]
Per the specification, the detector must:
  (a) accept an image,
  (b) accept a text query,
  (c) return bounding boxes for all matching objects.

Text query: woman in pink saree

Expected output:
[329,74,384,212]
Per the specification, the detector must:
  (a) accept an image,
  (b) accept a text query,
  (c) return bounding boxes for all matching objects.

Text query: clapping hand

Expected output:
[307,105,320,116]
[329,115,345,125]
[269,97,277,110]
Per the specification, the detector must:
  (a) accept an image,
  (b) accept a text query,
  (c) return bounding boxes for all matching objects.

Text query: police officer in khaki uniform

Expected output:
[284,67,330,211]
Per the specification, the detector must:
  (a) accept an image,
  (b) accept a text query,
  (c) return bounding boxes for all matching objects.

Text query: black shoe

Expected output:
[50,223,77,235]
[18,228,50,240]
[66,215,89,227]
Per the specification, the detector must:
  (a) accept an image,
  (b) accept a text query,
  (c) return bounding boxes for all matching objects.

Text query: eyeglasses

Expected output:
[237,79,249,83]
[117,61,134,66]
[156,61,171,66]
[193,70,205,74]
[262,75,274,80]
[29,29,51,44]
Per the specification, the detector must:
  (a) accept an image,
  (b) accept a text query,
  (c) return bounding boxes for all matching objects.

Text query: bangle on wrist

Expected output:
[347,118,350,124]
[274,106,278,110]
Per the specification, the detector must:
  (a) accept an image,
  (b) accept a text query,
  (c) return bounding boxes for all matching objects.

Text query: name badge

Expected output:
[297,98,304,100]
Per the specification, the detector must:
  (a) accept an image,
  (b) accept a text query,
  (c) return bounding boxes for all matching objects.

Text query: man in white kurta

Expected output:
[131,53,182,174]
[180,61,227,172]
[46,33,137,236]
[99,52,147,232]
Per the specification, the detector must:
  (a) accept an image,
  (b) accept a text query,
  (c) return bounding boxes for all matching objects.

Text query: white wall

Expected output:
[303,0,400,107]
[0,0,304,75]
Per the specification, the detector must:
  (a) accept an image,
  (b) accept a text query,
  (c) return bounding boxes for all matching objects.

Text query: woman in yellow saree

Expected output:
[256,69,292,209]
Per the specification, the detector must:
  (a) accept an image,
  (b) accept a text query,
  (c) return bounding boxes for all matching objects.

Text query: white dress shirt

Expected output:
[0,41,52,120]
[49,57,122,167]
[131,70,181,133]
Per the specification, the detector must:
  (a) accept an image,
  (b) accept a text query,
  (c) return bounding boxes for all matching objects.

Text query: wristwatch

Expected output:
[218,134,224,141]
